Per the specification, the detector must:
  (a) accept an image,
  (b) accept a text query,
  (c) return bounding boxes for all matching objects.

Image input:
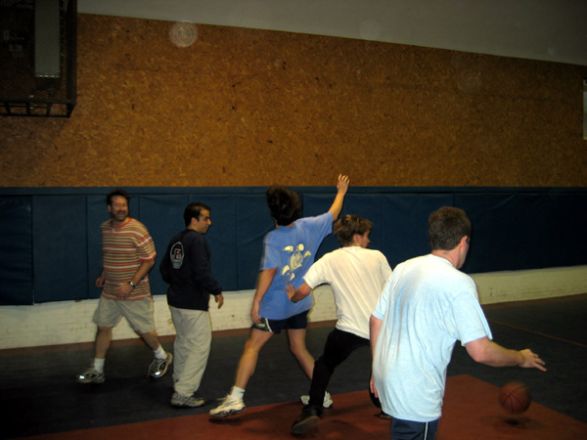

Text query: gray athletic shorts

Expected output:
[93,296,155,334]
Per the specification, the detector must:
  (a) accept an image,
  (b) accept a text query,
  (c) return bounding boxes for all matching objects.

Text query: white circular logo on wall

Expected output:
[169,22,198,48]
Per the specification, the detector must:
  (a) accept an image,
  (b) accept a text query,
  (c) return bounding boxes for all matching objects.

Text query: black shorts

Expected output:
[251,310,309,334]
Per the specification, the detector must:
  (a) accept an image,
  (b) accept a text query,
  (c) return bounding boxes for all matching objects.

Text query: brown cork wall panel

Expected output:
[0,14,585,187]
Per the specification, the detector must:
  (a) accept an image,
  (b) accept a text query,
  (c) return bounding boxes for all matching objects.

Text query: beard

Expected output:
[111,210,128,222]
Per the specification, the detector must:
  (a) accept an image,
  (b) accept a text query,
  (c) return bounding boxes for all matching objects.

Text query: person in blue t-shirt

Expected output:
[210,175,350,418]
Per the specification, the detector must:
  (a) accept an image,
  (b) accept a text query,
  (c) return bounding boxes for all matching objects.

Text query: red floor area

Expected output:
[25,375,587,439]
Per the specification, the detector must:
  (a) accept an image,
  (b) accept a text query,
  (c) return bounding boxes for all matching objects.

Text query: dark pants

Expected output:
[391,418,439,440]
[308,328,369,411]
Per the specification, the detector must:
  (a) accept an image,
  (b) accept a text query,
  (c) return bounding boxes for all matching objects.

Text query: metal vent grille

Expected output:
[0,0,76,117]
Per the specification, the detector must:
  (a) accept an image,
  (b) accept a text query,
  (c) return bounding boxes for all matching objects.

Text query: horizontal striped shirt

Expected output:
[100,217,156,300]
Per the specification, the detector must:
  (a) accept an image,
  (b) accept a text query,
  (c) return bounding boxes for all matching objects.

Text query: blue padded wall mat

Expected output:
[0,196,33,305]
[0,187,585,305]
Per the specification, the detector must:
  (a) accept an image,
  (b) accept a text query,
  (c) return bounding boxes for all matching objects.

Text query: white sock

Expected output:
[230,386,245,400]
[154,345,167,360]
[93,358,105,373]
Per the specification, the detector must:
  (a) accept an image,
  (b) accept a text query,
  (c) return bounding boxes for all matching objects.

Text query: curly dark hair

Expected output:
[266,186,302,226]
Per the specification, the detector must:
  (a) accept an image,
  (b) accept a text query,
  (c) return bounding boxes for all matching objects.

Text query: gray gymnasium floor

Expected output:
[1,294,586,438]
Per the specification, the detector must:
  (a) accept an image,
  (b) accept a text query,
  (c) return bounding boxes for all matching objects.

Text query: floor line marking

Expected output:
[489,320,587,349]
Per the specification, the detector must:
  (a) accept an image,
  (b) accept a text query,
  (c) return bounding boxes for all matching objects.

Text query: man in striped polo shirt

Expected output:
[77,189,172,384]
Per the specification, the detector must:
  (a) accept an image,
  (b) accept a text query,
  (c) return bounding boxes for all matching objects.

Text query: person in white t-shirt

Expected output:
[370,207,547,440]
[288,214,392,436]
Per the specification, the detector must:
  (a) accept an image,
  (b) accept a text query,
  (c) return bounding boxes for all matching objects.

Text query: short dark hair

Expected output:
[106,189,130,206]
[334,215,373,245]
[428,207,471,251]
[184,202,211,227]
[266,186,302,226]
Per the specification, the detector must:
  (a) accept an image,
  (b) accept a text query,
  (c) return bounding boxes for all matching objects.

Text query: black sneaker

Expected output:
[291,406,320,436]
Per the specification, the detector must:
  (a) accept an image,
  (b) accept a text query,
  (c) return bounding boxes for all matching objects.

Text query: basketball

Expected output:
[498,381,531,414]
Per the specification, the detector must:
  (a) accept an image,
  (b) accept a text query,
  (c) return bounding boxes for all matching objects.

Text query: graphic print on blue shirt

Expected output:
[281,243,312,281]
[259,213,333,320]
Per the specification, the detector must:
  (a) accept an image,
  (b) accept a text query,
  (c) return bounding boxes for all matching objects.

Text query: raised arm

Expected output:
[327,174,350,220]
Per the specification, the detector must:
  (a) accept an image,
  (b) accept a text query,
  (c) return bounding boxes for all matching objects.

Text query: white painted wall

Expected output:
[78,0,587,66]
[1,265,586,350]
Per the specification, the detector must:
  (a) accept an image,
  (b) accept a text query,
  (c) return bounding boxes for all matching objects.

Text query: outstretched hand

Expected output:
[519,349,547,372]
[286,284,296,301]
[328,174,350,220]
[337,174,350,195]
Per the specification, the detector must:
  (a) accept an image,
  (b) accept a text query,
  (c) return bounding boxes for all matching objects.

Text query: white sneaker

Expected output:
[148,352,173,379]
[209,394,246,418]
[171,392,206,408]
[300,391,333,408]
[76,367,105,384]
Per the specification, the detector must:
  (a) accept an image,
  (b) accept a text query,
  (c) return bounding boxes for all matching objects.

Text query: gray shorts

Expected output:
[93,296,155,334]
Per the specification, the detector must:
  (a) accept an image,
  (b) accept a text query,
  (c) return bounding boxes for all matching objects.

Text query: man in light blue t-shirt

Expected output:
[370,207,547,440]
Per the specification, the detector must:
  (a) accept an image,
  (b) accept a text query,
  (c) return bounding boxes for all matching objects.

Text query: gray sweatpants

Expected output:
[170,306,212,396]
